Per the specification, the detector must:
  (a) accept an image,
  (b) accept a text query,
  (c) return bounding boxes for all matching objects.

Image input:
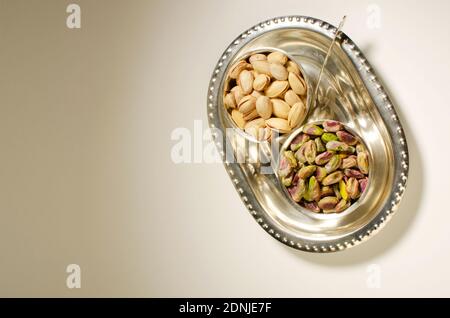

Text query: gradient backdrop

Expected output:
[0,0,448,297]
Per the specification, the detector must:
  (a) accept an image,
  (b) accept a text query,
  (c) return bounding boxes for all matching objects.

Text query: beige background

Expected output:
[0,0,449,297]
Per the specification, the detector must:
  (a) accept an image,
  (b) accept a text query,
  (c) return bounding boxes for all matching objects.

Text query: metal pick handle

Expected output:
[313,15,347,106]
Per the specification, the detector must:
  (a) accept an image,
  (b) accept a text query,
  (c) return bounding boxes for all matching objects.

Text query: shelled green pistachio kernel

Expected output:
[321,132,338,143]
[315,167,327,182]
[279,121,369,214]
[315,137,325,153]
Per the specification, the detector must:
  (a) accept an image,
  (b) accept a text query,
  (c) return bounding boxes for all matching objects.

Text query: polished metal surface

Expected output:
[207,16,409,252]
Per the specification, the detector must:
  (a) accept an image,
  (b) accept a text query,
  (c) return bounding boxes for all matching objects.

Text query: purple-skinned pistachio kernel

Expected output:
[346,177,361,200]
[315,137,326,153]
[303,201,320,213]
[297,165,317,179]
[315,151,333,165]
[322,171,344,186]
[288,179,306,202]
[322,120,343,132]
[315,166,328,182]
[290,133,310,151]
[304,140,317,164]
[335,199,350,212]
[278,157,292,178]
[308,176,321,202]
[344,168,365,179]
[320,186,334,198]
[357,151,369,174]
[318,196,339,210]
[341,155,357,169]
[325,155,342,174]
[302,124,324,136]
[326,141,354,153]
[295,142,308,163]
[284,150,297,168]
[336,130,357,145]
[359,177,368,193]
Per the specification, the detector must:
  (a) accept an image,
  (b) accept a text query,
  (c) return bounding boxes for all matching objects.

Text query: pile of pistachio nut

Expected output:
[223,51,308,140]
[278,120,369,213]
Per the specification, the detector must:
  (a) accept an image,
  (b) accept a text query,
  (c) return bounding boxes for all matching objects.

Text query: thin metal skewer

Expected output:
[313,15,347,106]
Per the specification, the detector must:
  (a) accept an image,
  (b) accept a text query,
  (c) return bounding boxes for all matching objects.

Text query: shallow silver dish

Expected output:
[206,16,409,252]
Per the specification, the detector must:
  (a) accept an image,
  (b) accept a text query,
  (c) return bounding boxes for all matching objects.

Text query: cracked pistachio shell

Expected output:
[243,109,258,121]
[357,151,369,174]
[271,99,291,119]
[288,102,306,129]
[286,60,301,75]
[255,96,272,120]
[249,53,267,63]
[238,70,254,95]
[224,93,236,109]
[297,165,316,179]
[322,171,344,186]
[244,118,265,130]
[231,85,244,104]
[284,89,302,106]
[251,90,263,98]
[229,60,251,79]
[231,109,245,129]
[321,132,338,143]
[266,118,291,133]
[267,51,288,65]
[288,72,307,95]
[265,80,289,98]
[250,60,271,76]
[237,95,256,116]
[322,120,343,132]
[290,133,310,151]
[325,155,342,174]
[318,196,339,211]
[253,74,271,91]
[302,124,323,136]
[269,62,288,80]
[315,166,328,183]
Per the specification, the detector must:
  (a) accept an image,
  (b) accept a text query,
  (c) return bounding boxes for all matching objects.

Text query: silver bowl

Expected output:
[206,16,409,253]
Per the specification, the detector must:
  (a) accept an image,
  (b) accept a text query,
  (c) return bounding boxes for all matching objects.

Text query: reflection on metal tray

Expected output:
[206,16,409,253]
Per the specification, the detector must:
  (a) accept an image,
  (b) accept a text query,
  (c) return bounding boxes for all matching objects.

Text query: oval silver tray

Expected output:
[206,16,409,253]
